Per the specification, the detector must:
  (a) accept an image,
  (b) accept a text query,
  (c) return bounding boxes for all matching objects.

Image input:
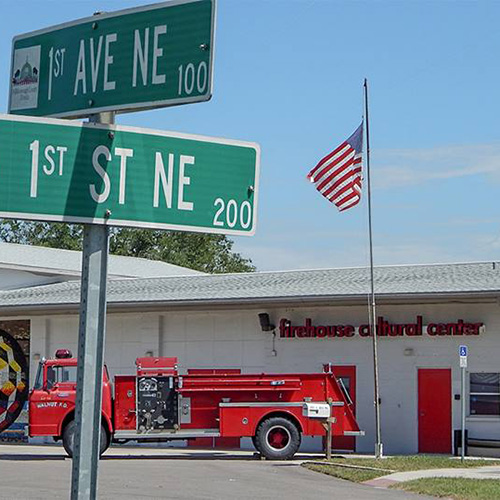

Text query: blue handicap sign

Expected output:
[459,345,468,357]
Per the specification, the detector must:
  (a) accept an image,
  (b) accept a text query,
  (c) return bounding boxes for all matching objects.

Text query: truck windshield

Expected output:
[33,362,43,390]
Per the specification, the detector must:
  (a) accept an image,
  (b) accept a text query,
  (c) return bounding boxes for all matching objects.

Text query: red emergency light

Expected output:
[55,349,72,359]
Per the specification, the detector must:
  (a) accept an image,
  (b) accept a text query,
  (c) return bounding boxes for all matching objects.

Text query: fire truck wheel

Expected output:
[255,417,301,460]
[62,420,110,458]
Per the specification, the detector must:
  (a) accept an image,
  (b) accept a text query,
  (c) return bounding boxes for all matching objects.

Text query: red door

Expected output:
[332,365,356,451]
[418,368,451,453]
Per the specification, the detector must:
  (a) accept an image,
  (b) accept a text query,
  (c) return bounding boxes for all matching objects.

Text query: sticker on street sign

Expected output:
[9,0,215,118]
[459,345,468,357]
[0,114,259,236]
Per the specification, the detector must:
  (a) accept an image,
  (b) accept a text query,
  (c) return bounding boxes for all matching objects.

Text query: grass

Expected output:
[303,455,500,484]
[305,463,382,482]
[394,477,500,500]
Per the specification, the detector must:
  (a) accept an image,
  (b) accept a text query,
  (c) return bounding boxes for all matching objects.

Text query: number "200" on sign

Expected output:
[213,198,252,229]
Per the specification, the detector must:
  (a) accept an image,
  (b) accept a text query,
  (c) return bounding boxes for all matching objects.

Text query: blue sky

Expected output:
[1,0,499,271]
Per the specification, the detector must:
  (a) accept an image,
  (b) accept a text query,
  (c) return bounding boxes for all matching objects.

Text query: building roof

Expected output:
[0,242,202,280]
[0,261,498,314]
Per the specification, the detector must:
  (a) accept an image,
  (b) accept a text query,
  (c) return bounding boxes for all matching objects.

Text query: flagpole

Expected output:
[364,78,383,459]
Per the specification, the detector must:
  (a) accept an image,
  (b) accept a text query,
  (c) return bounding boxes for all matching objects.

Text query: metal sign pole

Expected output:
[459,344,467,462]
[461,364,466,462]
[70,111,113,499]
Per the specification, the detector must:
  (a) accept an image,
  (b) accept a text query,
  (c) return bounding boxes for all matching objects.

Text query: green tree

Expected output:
[0,220,255,274]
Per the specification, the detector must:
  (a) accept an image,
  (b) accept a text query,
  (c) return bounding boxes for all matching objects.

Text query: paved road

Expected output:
[0,445,433,500]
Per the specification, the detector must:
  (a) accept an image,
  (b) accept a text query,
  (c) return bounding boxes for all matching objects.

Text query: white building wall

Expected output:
[24,299,500,455]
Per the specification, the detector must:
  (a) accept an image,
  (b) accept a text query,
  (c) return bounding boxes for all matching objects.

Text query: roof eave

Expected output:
[0,290,499,316]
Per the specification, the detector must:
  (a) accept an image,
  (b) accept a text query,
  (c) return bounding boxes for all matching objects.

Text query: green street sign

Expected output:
[9,0,215,118]
[0,114,259,235]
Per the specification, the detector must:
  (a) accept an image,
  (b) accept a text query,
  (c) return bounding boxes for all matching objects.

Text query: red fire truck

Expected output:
[29,350,362,460]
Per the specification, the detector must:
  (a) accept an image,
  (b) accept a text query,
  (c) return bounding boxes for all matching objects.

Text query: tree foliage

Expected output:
[0,220,255,274]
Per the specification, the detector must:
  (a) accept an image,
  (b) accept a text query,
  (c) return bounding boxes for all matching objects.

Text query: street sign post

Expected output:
[0,113,259,235]
[9,0,215,118]
[459,344,468,462]
[67,111,114,500]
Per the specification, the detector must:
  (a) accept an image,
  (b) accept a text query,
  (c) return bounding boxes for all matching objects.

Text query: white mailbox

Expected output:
[302,402,330,419]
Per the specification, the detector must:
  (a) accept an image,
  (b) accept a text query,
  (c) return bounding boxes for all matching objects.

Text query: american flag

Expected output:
[307,123,363,212]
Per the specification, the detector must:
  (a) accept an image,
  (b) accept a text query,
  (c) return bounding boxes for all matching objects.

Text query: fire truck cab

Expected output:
[29,350,363,460]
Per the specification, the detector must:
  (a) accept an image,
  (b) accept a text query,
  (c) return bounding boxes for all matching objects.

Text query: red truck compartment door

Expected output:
[331,366,356,451]
[114,375,136,430]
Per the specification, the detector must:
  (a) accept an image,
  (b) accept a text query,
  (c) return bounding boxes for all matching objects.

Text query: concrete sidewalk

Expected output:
[364,465,500,488]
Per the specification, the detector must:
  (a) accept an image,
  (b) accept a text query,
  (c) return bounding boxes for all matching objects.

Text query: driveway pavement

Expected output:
[0,444,433,500]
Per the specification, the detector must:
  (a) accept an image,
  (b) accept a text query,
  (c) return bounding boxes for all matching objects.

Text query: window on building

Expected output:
[470,373,500,416]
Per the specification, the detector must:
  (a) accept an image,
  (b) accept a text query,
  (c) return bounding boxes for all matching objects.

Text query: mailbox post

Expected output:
[303,400,334,460]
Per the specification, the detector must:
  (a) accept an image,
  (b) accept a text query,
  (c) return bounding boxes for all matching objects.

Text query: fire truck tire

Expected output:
[255,417,301,460]
[251,435,258,450]
[62,420,110,458]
